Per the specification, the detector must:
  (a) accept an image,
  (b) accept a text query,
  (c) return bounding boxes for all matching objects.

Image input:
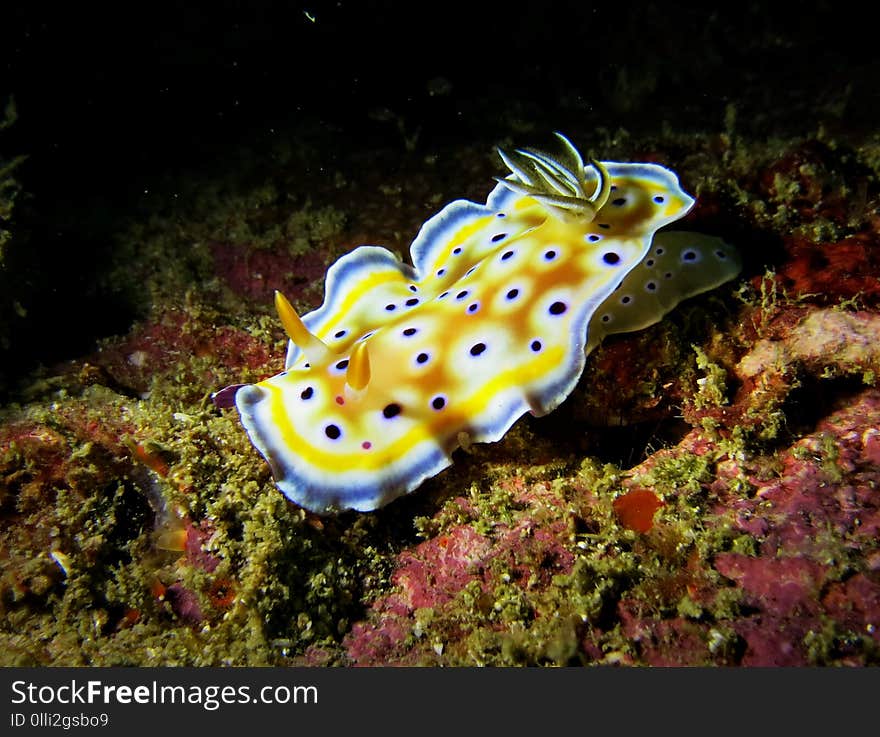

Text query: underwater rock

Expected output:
[94,313,271,395]
[342,493,576,665]
[707,389,880,665]
[210,241,332,303]
[738,309,880,379]
[773,234,880,303]
[5,118,880,667]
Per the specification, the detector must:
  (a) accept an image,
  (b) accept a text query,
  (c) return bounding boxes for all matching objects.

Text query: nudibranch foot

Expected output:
[230,134,741,514]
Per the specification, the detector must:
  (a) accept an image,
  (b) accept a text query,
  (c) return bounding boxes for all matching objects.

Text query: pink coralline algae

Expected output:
[342,492,576,666]
[617,607,710,667]
[774,235,880,303]
[163,583,204,625]
[210,242,333,303]
[737,309,880,381]
[94,312,272,395]
[709,389,880,665]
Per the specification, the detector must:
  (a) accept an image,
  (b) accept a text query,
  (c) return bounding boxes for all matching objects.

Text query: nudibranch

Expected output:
[228,134,741,514]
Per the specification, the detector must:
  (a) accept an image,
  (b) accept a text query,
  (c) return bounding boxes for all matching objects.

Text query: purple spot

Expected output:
[603,252,620,265]
[211,384,246,409]
[165,583,203,624]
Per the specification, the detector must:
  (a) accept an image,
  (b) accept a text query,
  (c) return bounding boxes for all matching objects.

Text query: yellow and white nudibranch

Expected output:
[230,134,741,514]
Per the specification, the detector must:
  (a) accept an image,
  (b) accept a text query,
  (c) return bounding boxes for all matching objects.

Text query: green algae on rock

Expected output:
[0,97,25,265]
[4,113,880,668]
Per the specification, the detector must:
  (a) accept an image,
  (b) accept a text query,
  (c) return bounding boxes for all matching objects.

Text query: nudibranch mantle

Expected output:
[232,134,741,514]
